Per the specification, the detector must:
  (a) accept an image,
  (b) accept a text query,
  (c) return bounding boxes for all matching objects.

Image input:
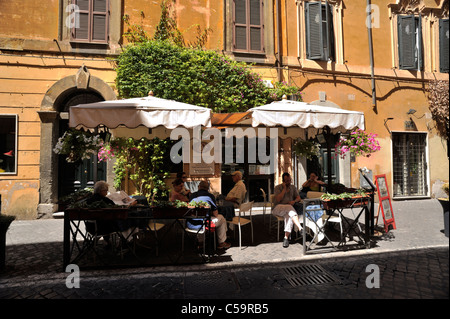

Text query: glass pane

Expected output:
[93,0,107,12]
[250,27,261,51]
[76,0,90,11]
[250,0,260,25]
[92,15,106,41]
[235,0,246,25]
[235,26,247,50]
[0,115,17,174]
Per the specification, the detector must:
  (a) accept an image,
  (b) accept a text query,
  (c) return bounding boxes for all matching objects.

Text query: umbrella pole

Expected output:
[325,126,332,188]
[93,127,98,183]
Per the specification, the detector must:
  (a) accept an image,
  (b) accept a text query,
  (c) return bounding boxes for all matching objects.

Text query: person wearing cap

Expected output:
[225,171,246,208]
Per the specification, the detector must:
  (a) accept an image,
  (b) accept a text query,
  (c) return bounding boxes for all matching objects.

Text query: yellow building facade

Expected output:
[0,0,448,219]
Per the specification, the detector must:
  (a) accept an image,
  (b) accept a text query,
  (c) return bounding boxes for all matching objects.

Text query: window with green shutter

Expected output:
[305,1,334,61]
[439,18,449,73]
[397,15,422,70]
[233,0,264,54]
[71,0,109,44]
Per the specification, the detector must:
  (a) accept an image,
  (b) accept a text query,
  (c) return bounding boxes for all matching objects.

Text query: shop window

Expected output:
[397,15,423,70]
[233,0,264,53]
[0,115,18,175]
[70,0,109,44]
[305,1,335,61]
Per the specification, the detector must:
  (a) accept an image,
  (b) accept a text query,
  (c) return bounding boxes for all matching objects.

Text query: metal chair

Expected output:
[182,217,216,254]
[227,201,254,249]
[260,188,272,226]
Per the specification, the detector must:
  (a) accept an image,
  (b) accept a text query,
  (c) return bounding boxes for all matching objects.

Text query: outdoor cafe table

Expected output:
[62,206,212,270]
[303,196,372,254]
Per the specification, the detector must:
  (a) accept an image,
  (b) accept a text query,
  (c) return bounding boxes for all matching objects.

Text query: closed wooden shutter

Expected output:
[439,19,449,73]
[72,0,109,44]
[233,0,264,53]
[398,15,422,70]
[305,2,323,60]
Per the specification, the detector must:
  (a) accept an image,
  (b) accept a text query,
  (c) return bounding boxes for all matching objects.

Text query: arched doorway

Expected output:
[38,67,116,217]
[57,90,107,197]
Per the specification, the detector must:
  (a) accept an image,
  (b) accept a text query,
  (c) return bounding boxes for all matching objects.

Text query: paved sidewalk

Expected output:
[1,199,448,300]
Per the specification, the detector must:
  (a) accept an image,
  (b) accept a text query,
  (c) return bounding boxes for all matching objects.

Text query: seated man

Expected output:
[223,171,246,208]
[272,172,304,248]
[189,180,230,249]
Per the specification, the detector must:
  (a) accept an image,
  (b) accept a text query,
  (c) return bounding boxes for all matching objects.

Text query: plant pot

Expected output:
[0,215,16,271]
[438,199,449,238]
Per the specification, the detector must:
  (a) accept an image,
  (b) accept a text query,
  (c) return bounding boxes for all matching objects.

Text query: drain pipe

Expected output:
[276,0,282,82]
[366,0,377,113]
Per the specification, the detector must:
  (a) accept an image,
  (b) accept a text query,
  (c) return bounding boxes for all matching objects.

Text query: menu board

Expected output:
[375,174,396,232]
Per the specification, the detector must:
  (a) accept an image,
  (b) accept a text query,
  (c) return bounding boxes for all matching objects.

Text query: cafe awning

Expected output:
[69,95,212,129]
[248,99,365,134]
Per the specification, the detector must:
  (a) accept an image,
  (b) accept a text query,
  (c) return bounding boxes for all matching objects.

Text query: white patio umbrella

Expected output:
[69,94,212,129]
[247,98,366,187]
[248,99,365,135]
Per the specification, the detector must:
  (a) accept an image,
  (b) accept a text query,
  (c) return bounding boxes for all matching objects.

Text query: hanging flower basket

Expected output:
[293,139,321,160]
[53,129,103,163]
[335,129,381,159]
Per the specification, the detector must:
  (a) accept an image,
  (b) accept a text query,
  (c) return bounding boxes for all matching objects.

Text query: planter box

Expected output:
[65,208,129,220]
[322,196,370,210]
[151,207,209,218]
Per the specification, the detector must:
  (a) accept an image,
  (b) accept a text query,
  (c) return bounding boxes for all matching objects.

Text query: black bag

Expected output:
[293,202,303,215]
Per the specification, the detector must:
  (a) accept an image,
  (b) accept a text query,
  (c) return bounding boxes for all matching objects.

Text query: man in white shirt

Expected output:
[225,171,247,208]
[272,172,303,248]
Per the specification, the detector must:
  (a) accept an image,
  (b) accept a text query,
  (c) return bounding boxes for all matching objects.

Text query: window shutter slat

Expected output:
[440,19,449,73]
[306,2,323,60]
[74,12,90,40]
[235,0,246,25]
[92,14,107,41]
[235,26,247,50]
[250,27,262,51]
[93,0,107,12]
[398,15,416,70]
[250,0,260,25]
[76,0,90,11]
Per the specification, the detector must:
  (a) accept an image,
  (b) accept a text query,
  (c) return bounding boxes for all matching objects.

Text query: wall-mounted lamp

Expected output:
[407,108,425,119]
[384,117,394,133]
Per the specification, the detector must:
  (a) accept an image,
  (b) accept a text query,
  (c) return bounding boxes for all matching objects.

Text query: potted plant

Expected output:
[293,139,321,160]
[0,214,16,270]
[438,182,449,237]
[335,129,381,159]
[53,128,103,163]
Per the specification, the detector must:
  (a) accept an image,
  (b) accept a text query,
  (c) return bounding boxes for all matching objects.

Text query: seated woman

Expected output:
[85,181,118,248]
[170,178,189,202]
[300,172,326,199]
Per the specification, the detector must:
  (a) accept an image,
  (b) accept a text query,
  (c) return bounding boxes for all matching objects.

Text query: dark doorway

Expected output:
[58,90,106,197]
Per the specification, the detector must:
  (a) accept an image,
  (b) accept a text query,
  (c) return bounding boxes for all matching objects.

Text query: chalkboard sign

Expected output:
[375,174,396,232]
